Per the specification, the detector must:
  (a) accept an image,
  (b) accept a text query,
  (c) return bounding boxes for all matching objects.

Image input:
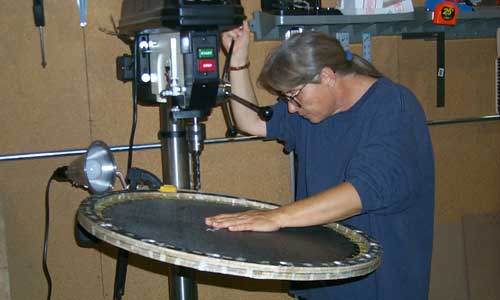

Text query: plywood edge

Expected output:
[0,198,12,300]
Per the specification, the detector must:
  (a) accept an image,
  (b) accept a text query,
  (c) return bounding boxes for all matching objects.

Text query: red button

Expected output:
[198,59,216,72]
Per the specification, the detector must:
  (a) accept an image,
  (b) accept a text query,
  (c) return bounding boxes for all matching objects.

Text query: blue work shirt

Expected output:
[266,77,435,300]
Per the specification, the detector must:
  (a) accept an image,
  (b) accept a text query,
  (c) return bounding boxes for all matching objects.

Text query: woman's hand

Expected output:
[221,20,250,67]
[206,183,363,232]
[205,208,284,232]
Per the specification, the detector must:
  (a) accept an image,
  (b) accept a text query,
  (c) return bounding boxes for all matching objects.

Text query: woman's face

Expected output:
[285,77,337,123]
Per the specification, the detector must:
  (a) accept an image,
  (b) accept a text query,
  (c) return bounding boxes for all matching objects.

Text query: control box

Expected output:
[133,30,220,117]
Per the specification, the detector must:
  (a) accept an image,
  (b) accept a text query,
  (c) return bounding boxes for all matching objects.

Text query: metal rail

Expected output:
[1,115,500,162]
[0,136,264,162]
[427,114,500,126]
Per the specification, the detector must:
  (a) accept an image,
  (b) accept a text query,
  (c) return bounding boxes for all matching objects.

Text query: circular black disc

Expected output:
[78,191,382,280]
[103,198,359,266]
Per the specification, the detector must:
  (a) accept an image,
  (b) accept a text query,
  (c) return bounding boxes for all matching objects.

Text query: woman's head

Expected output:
[257,31,382,96]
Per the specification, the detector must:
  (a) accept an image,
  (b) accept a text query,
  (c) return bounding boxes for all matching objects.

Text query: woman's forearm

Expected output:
[276,182,362,228]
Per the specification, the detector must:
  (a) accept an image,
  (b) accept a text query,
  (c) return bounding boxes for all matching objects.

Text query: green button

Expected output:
[198,48,215,59]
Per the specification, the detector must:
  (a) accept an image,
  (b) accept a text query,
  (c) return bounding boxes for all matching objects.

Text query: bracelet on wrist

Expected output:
[230,61,250,71]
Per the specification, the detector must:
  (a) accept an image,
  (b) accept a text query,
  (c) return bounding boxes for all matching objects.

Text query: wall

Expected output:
[0,1,499,300]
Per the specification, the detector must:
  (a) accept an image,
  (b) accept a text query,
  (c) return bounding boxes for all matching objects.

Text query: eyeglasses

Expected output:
[280,84,306,108]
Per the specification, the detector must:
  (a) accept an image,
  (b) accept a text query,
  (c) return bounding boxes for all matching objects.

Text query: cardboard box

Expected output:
[337,0,414,15]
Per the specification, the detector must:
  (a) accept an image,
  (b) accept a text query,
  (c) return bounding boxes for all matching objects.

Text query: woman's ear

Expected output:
[320,67,335,87]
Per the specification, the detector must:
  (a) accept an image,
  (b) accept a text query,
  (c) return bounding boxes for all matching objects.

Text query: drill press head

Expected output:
[116,0,245,119]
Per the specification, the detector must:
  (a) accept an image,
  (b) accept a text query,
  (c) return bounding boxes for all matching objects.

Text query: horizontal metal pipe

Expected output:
[0,136,264,162]
[1,114,500,162]
[427,114,500,126]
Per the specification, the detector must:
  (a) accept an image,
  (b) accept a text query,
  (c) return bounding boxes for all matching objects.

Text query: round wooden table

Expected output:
[77,191,382,298]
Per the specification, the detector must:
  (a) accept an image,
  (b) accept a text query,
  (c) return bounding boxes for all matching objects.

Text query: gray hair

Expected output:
[257,31,383,95]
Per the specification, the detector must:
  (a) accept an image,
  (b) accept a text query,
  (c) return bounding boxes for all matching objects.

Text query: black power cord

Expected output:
[126,37,139,175]
[42,167,69,300]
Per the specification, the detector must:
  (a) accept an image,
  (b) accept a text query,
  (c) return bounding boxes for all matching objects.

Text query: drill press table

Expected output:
[77,191,382,298]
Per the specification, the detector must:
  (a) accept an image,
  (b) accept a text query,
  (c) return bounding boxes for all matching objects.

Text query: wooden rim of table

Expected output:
[77,190,382,281]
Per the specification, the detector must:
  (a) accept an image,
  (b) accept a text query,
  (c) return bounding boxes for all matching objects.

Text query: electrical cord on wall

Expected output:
[42,167,68,300]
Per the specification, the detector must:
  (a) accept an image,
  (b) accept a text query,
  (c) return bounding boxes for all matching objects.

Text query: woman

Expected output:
[206,22,435,300]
